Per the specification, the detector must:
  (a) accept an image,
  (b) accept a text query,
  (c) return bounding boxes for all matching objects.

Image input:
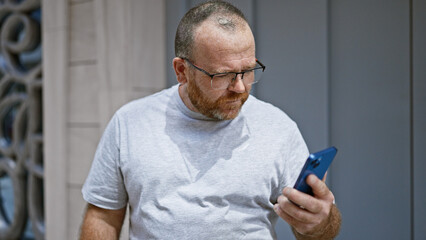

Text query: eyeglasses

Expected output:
[183,58,266,90]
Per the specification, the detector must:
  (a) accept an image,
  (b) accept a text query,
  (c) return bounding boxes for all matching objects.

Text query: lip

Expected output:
[226,99,241,104]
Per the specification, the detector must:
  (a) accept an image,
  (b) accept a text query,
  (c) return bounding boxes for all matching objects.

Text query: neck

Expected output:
[178,83,198,113]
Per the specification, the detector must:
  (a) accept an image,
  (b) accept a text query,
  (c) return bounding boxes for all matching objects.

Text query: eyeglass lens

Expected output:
[211,68,263,90]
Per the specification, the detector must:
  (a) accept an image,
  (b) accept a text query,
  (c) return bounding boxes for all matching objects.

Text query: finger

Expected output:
[306,174,331,199]
[274,203,301,227]
[277,194,295,211]
[323,172,328,181]
[283,187,322,213]
[274,202,316,235]
[275,197,312,225]
[281,200,315,223]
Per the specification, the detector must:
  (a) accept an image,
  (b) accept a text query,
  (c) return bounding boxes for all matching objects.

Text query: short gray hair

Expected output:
[175,0,248,60]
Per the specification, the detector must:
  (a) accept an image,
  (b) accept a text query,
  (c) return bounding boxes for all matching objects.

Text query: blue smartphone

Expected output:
[293,147,338,196]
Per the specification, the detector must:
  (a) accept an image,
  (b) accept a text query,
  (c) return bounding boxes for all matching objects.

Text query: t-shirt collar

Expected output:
[173,84,247,122]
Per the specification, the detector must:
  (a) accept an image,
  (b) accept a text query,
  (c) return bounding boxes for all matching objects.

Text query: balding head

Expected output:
[175,0,250,60]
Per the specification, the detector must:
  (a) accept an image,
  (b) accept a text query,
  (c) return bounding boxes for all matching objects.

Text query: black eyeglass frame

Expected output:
[182,57,266,88]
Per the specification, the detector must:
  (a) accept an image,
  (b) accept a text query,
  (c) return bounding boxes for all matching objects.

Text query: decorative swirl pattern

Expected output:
[0,0,43,239]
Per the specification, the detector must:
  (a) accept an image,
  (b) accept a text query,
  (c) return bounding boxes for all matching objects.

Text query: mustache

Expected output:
[218,92,249,102]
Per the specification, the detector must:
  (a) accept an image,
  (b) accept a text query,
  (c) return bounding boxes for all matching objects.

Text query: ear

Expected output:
[173,57,189,84]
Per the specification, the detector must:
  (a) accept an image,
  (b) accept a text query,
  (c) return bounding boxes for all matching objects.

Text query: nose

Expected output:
[227,73,246,93]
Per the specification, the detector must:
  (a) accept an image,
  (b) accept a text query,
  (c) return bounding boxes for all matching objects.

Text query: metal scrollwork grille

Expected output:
[0,0,43,239]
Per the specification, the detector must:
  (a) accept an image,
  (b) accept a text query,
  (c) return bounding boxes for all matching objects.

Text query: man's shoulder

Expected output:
[244,95,295,125]
[116,85,176,117]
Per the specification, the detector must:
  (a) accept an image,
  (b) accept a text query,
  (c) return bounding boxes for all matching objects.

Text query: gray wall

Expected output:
[329,1,411,239]
[413,0,426,239]
[166,1,425,239]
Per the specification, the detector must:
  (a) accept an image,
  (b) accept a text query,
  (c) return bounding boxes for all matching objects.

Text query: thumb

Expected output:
[307,174,332,200]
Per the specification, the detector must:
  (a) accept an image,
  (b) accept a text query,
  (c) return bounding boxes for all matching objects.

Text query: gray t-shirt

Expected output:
[82,85,309,240]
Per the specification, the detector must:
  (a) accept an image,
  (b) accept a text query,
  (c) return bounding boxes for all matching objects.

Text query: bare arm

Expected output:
[80,203,126,240]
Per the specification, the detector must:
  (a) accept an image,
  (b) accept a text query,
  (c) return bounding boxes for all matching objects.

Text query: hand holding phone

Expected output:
[293,147,337,196]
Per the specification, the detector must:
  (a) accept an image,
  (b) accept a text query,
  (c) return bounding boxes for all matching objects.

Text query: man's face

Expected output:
[186,72,249,120]
[185,20,256,120]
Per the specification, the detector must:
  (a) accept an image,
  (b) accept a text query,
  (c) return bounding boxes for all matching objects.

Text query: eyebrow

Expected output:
[214,62,257,74]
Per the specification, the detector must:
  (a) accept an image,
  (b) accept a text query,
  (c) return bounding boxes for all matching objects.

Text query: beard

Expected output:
[187,78,249,120]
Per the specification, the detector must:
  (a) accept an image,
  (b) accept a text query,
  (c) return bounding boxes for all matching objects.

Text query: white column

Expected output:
[43,0,166,239]
[42,0,69,239]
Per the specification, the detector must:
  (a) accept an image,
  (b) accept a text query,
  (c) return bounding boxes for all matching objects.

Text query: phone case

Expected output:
[293,146,338,196]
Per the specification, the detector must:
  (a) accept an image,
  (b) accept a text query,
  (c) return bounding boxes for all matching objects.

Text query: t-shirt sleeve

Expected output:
[82,113,128,209]
[279,124,309,196]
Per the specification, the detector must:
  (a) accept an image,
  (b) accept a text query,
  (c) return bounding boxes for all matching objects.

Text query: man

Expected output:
[80,1,341,239]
